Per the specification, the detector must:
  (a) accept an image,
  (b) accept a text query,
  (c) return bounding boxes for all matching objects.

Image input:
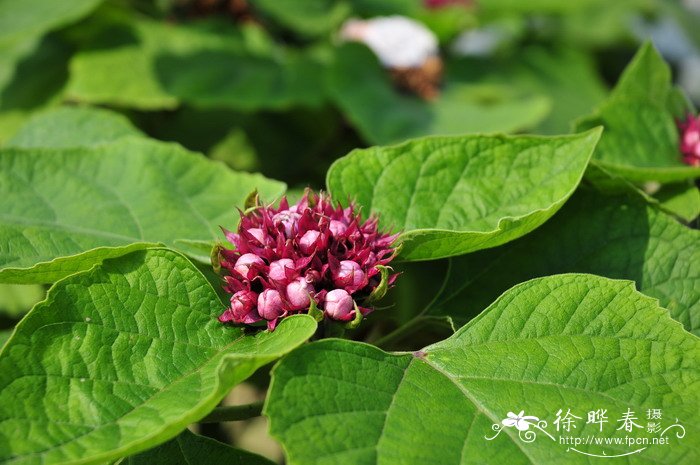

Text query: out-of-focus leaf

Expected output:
[8,106,143,148]
[0,284,44,318]
[0,36,71,143]
[0,329,10,349]
[449,47,607,134]
[67,16,325,111]
[0,0,103,45]
[251,0,351,37]
[154,49,325,111]
[479,0,606,14]
[328,43,551,144]
[654,182,700,222]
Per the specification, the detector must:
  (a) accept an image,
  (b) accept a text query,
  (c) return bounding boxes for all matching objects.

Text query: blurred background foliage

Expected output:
[2,0,700,186]
[2,0,700,359]
[2,1,700,459]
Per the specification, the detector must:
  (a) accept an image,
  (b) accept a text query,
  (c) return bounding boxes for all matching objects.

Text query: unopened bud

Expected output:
[325,289,354,321]
[234,253,264,279]
[269,258,294,284]
[258,289,284,320]
[333,260,365,290]
[286,277,313,309]
[299,230,321,254]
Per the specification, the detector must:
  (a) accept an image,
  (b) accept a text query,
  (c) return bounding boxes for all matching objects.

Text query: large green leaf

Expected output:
[125,429,274,465]
[0,248,316,465]
[7,106,143,148]
[576,43,700,183]
[266,274,700,465]
[326,128,601,261]
[0,0,103,45]
[66,15,324,111]
[327,44,551,145]
[0,138,285,283]
[431,188,700,335]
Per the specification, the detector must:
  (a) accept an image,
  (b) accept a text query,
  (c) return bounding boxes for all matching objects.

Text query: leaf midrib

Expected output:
[417,357,539,465]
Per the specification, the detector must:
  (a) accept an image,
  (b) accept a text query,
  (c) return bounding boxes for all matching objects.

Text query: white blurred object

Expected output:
[684,0,700,14]
[340,16,438,68]
[631,16,695,61]
[680,55,700,102]
[451,26,505,57]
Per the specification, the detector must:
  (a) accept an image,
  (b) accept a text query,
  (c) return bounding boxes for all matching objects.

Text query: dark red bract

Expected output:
[218,190,399,330]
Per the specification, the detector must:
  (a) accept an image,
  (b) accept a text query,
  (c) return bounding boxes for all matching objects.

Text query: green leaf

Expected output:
[66,15,324,111]
[252,0,351,37]
[0,0,103,45]
[653,182,700,223]
[125,429,275,465]
[328,44,551,145]
[0,248,316,465]
[0,138,285,283]
[156,49,325,111]
[266,274,700,465]
[7,106,143,148]
[65,17,230,110]
[432,188,700,335]
[447,47,608,135]
[326,128,601,261]
[576,42,700,183]
[0,283,44,318]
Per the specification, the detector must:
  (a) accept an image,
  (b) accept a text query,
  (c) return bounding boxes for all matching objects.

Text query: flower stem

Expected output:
[200,401,264,423]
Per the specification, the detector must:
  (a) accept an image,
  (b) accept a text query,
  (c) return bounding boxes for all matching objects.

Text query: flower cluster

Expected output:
[217,190,400,330]
[679,114,700,166]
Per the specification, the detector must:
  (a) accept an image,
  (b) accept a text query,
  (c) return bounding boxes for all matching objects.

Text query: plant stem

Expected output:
[373,315,426,348]
[200,401,264,423]
[373,260,454,348]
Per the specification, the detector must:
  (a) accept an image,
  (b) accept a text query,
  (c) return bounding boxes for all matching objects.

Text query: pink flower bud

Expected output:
[258,289,284,320]
[325,289,354,321]
[333,260,365,291]
[299,230,321,254]
[286,277,313,309]
[329,220,347,237]
[219,290,259,323]
[234,253,264,278]
[273,211,301,237]
[679,114,700,166]
[269,259,295,283]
